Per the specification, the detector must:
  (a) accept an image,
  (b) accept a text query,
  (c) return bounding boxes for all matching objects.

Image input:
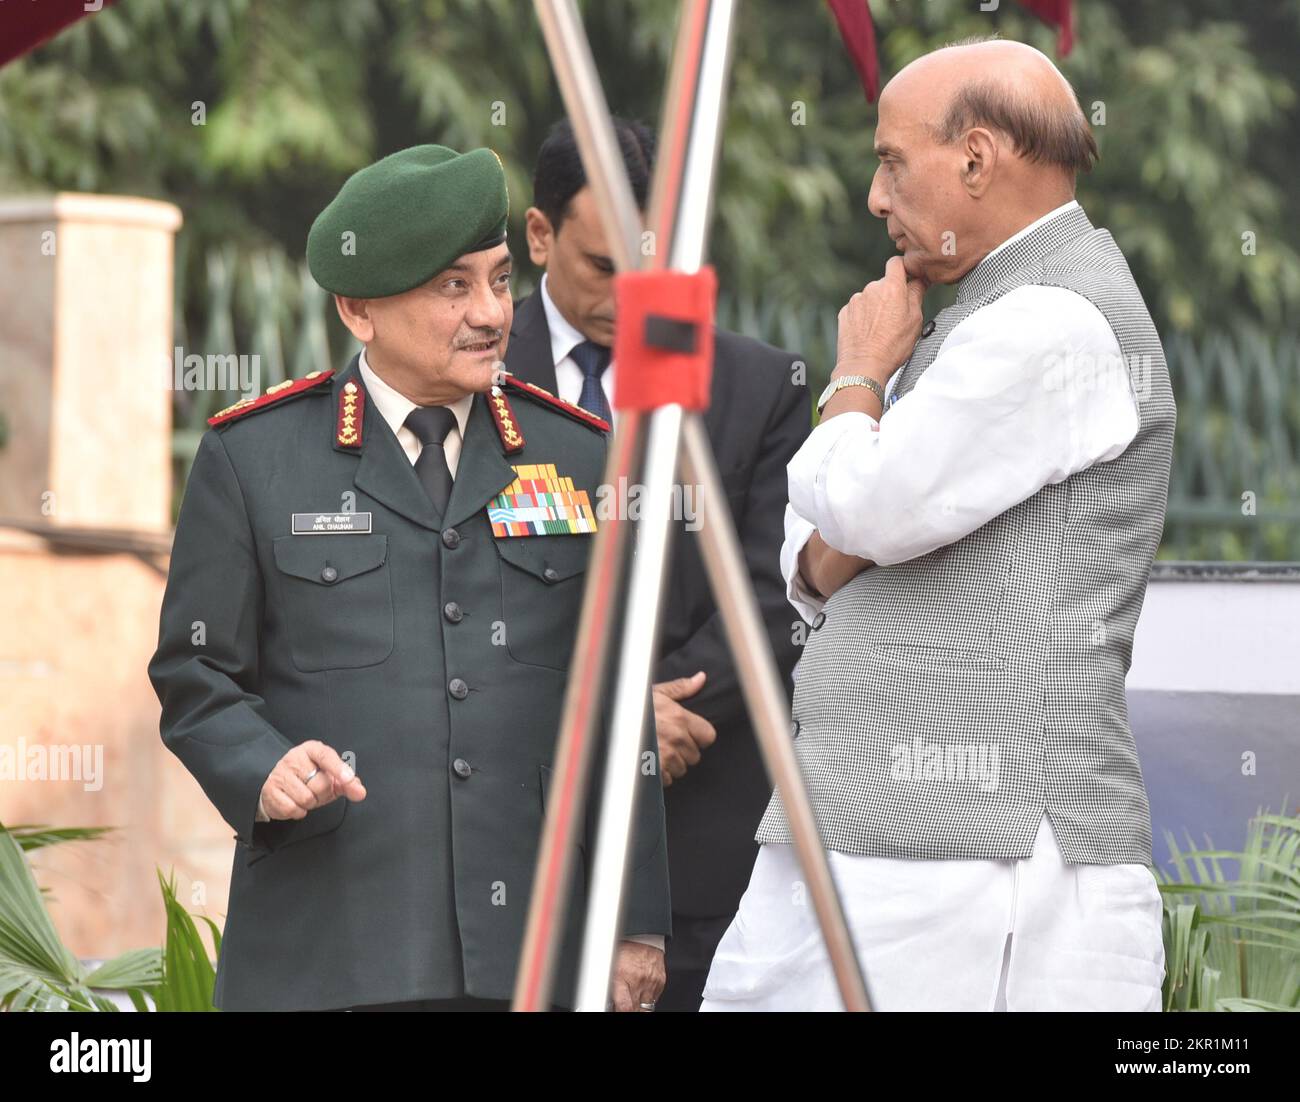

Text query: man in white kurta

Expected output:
[701,40,1168,1012]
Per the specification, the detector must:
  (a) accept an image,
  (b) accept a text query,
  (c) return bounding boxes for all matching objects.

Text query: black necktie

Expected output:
[404,405,458,517]
[569,340,613,423]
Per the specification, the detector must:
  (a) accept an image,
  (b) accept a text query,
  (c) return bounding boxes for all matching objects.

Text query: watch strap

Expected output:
[818,374,885,415]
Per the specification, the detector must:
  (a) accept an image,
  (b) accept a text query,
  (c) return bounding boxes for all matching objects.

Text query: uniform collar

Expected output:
[331,354,516,532]
[358,347,474,442]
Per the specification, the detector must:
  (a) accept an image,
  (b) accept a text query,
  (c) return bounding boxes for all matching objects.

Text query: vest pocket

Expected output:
[271,534,394,672]
[865,642,1006,673]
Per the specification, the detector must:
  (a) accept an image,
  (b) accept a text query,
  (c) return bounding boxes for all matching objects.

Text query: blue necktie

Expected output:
[569,340,612,424]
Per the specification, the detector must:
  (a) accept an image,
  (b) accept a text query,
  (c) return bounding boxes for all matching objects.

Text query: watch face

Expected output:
[819,377,851,407]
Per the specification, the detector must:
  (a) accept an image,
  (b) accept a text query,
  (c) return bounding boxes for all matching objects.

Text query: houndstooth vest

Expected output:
[755,205,1176,865]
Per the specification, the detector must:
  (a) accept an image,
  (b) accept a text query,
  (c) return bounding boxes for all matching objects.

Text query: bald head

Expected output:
[890,39,1097,174]
[866,37,1096,285]
[889,38,1075,103]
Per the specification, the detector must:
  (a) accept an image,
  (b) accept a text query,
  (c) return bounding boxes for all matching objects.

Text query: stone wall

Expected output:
[0,194,235,965]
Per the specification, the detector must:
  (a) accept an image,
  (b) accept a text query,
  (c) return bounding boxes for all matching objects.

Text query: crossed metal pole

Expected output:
[513,0,871,1013]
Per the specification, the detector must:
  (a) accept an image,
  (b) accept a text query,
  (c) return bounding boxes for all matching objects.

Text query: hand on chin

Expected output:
[900,252,931,289]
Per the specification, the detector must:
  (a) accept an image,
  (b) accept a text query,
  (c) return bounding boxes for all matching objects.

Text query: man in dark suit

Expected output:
[504,119,809,1010]
[149,144,670,1011]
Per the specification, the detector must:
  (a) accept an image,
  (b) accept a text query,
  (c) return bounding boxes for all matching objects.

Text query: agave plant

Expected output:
[0,823,220,1011]
[1158,808,1300,1011]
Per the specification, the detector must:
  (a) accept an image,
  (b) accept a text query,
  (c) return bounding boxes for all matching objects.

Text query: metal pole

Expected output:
[529,0,642,270]
[573,0,734,1011]
[512,0,648,1013]
[516,0,873,1012]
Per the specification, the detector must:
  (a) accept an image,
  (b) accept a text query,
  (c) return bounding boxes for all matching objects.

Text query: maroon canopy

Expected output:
[827,0,1075,103]
[1,0,119,68]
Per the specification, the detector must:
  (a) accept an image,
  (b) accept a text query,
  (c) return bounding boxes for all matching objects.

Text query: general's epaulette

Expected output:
[487,385,525,454]
[208,370,335,428]
[336,379,364,449]
[499,373,611,435]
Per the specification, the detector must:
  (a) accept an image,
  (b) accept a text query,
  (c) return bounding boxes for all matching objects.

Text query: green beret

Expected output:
[307,144,508,298]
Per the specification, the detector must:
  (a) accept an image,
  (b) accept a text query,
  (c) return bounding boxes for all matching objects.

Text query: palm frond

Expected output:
[1159,808,1300,1010]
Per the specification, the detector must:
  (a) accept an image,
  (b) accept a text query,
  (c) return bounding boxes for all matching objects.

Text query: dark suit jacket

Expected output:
[505,290,809,933]
[149,354,670,1010]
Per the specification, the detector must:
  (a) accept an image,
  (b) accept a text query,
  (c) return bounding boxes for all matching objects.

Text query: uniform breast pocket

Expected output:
[494,534,590,671]
[271,534,394,672]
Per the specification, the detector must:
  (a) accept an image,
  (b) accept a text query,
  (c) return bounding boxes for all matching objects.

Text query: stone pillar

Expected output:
[0,193,181,529]
[0,194,204,971]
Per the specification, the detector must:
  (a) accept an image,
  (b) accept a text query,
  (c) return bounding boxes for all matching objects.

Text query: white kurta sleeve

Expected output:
[780,502,824,625]
[787,284,1139,567]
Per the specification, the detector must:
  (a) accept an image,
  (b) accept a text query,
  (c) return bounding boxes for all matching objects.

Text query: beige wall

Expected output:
[0,194,177,530]
[0,194,236,962]
[1,537,233,958]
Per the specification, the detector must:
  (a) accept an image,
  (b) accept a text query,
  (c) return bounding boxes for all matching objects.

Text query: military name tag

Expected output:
[291,512,373,535]
[488,463,597,537]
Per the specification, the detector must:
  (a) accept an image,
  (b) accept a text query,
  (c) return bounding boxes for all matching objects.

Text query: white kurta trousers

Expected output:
[700,813,1166,1012]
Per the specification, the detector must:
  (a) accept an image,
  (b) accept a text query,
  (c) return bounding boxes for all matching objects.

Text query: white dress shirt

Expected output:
[358,349,474,474]
[541,273,618,430]
[781,199,1140,625]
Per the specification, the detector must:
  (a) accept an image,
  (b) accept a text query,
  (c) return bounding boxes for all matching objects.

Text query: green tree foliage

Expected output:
[1,0,1295,340]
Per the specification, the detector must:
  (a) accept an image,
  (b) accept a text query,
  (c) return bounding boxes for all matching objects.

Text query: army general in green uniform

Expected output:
[149,145,671,1012]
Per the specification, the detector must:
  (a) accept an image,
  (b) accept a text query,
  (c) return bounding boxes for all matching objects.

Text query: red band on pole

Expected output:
[612,267,717,413]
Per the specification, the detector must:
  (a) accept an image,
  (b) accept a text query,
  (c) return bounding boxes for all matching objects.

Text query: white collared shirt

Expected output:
[540,273,618,430]
[781,199,1140,624]
[358,348,474,475]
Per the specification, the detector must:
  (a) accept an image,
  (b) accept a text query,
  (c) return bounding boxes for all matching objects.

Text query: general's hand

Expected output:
[834,256,926,382]
[653,672,717,787]
[609,940,666,1012]
[256,739,367,822]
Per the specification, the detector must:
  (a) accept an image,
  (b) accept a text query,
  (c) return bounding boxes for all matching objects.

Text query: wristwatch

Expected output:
[817,374,885,416]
